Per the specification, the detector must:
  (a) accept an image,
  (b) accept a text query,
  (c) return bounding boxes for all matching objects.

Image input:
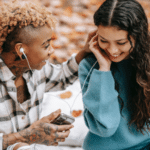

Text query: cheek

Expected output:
[119,43,132,52]
[98,40,108,50]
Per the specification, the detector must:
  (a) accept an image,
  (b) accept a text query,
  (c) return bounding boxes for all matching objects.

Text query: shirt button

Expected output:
[22,116,25,120]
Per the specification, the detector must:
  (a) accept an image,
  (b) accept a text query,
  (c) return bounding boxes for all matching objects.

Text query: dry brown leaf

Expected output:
[60,91,72,99]
[72,110,83,117]
[68,49,79,55]
[63,7,73,17]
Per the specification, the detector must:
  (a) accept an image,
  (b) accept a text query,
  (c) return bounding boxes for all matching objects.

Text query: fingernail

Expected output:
[56,109,61,112]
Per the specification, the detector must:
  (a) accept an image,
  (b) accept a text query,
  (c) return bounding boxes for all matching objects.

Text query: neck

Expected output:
[1,51,29,77]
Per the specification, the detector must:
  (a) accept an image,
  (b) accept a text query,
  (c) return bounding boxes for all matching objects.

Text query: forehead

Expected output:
[20,25,52,45]
[97,25,128,41]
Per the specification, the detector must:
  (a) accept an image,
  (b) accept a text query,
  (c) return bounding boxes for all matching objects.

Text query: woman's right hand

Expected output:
[18,109,74,146]
[89,33,112,71]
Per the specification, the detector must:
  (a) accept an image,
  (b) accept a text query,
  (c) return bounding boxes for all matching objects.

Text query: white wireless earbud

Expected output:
[19,47,33,73]
[19,48,27,60]
[20,47,24,53]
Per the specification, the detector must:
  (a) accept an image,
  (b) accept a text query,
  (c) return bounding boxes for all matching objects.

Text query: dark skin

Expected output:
[0,25,96,149]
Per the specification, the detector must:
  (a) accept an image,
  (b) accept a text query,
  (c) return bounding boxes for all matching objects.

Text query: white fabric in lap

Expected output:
[40,80,88,147]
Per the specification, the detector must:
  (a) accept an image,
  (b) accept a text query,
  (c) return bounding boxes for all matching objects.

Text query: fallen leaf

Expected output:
[72,110,83,117]
[60,91,72,99]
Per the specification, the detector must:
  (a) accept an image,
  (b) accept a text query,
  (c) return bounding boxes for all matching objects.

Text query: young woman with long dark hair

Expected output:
[79,0,150,149]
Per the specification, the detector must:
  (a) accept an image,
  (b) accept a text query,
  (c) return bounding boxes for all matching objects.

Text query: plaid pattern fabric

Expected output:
[0,54,78,149]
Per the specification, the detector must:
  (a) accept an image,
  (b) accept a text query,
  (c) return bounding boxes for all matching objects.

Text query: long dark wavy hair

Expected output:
[94,0,150,133]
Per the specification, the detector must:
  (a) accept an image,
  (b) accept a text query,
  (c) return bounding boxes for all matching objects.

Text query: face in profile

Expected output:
[23,25,54,70]
[97,25,135,62]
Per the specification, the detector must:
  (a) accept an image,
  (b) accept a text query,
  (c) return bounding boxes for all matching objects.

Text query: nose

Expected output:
[48,46,54,55]
[107,45,119,55]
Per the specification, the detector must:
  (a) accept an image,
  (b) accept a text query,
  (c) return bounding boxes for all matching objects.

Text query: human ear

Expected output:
[15,43,26,60]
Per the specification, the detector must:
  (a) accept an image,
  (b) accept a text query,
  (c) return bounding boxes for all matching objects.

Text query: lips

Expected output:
[112,55,120,57]
[110,53,123,58]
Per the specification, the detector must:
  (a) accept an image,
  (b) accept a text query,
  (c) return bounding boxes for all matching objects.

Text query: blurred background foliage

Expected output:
[1,0,150,63]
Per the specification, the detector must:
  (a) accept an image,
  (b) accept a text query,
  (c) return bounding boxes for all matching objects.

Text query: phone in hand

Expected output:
[51,113,75,125]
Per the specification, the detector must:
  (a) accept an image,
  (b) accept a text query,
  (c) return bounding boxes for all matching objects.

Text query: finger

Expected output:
[51,142,58,146]
[47,109,61,121]
[90,41,99,51]
[55,138,65,142]
[57,124,74,132]
[87,29,98,42]
[88,29,97,38]
[89,34,98,45]
[57,130,70,138]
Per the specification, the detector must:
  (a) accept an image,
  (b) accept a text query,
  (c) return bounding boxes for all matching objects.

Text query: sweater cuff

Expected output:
[69,53,79,73]
[6,142,21,150]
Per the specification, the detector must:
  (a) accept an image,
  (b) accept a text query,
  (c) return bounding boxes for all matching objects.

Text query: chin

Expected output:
[36,66,43,70]
[110,56,125,62]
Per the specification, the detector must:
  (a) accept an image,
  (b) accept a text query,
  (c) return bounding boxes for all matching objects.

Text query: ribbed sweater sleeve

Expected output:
[79,57,121,137]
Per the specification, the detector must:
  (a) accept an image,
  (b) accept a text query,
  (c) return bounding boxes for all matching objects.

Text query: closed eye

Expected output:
[45,44,50,49]
[117,42,127,45]
[100,40,108,43]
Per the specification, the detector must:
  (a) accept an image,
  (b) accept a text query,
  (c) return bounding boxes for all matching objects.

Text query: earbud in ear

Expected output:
[20,48,24,53]
[20,48,26,60]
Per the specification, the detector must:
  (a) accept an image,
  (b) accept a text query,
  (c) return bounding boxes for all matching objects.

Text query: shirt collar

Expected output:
[0,58,16,82]
[0,58,34,82]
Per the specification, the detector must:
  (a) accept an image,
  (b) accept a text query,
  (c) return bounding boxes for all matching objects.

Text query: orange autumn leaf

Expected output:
[63,7,72,17]
[68,49,79,55]
[60,91,72,99]
[72,110,83,117]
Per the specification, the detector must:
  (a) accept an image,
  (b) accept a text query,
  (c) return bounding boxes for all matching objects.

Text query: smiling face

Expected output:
[97,25,135,62]
[23,25,54,70]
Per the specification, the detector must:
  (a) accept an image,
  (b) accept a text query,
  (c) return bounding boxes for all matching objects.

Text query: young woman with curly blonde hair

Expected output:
[0,0,92,149]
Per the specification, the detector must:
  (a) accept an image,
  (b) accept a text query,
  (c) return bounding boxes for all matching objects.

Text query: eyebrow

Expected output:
[99,35,127,41]
[42,38,52,46]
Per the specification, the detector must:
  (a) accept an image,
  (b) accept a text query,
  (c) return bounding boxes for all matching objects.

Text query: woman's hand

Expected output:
[89,33,112,71]
[18,109,73,146]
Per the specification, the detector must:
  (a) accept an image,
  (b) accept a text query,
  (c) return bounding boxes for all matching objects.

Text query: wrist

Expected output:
[75,49,90,64]
[3,133,24,150]
[99,67,110,71]
[15,128,32,144]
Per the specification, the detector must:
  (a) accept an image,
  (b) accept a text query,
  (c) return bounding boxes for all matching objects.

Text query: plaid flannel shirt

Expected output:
[0,54,78,149]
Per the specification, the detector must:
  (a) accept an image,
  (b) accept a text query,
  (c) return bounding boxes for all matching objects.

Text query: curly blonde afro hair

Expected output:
[0,0,56,53]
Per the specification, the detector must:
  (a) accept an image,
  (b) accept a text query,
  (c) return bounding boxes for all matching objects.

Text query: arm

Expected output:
[79,57,121,137]
[44,30,97,92]
[44,54,78,92]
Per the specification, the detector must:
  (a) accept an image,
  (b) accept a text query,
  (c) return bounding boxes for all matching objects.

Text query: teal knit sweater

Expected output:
[79,55,150,150]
